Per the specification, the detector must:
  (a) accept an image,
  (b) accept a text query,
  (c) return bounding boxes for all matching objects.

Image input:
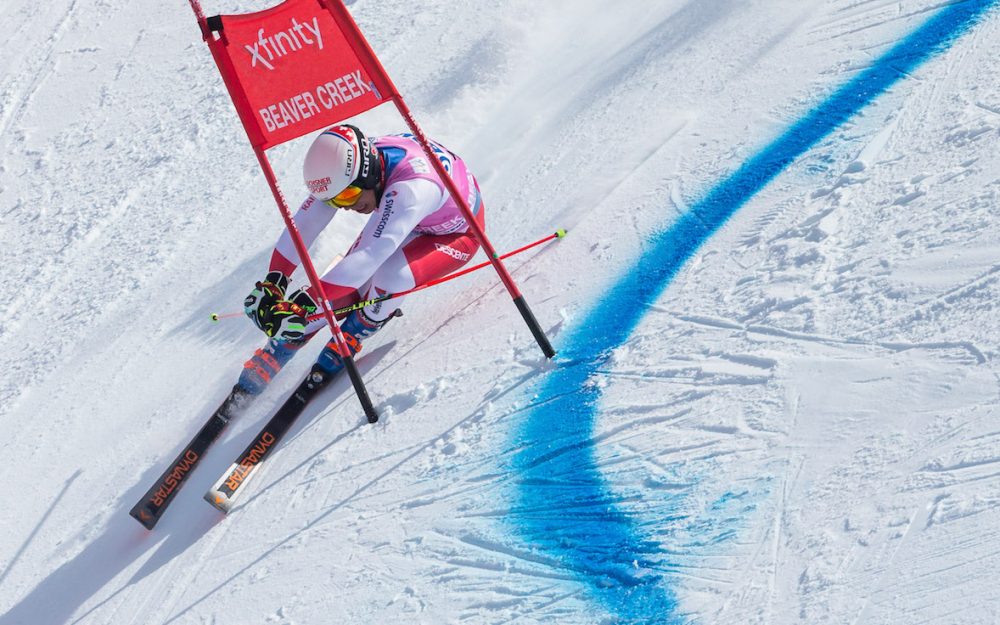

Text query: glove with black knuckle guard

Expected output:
[245,271,289,336]
[264,288,318,342]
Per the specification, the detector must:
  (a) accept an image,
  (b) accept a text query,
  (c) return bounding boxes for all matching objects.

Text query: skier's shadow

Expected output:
[0,344,395,625]
[175,245,359,350]
[173,248,271,348]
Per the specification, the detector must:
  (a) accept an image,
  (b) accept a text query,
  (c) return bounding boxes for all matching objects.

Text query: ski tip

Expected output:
[555,228,567,238]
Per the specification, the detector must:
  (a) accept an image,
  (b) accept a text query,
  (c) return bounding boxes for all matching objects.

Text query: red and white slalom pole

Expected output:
[320,0,556,358]
[188,0,379,423]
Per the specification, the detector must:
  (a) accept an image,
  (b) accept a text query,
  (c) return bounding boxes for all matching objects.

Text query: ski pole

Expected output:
[319,228,568,318]
[211,229,567,323]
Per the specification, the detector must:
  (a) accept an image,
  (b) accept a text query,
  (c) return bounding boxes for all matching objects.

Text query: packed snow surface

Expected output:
[1,0,998,624]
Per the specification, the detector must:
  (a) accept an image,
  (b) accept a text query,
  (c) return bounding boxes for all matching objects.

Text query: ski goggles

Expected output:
[326,184,364,208]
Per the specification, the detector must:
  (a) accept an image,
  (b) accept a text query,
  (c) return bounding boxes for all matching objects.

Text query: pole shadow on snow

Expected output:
[0,345,394,625]
[507,2,999,623]
[0,462,222,625]
[0,471,81,589]
[172,248,272,349]
[0,250,271,625]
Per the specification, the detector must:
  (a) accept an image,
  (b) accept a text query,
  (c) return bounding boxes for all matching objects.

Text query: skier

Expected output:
[237,125,486,394]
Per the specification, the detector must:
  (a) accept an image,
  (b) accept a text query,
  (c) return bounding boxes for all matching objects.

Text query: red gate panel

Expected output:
[205,0,392,148]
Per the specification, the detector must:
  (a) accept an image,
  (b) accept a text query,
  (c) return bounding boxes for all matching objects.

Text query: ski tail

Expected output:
[204,429,280,512]
[205,367,331,513]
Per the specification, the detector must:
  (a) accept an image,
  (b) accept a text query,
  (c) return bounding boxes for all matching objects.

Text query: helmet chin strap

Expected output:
[373,150,387,203]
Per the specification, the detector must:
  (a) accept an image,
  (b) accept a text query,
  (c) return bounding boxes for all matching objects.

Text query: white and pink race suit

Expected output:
[268,133,486,332]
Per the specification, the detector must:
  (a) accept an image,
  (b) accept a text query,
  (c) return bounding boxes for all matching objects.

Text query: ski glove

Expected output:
[262,288,319,342]
[245,271,289,335]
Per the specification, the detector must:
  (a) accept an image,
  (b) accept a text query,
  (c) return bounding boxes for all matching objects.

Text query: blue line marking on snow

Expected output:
[509,2,997,622]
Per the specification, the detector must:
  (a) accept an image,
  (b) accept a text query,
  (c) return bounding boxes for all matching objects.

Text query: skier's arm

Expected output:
[268,195,338,276]
[322,178,443,290]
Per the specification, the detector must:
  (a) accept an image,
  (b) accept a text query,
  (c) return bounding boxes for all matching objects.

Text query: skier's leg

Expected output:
[237,336,312,395]
[313,230,481,373]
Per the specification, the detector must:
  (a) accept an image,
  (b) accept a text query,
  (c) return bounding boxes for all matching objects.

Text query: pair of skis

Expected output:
[129,364,341,530]
[131,230,567,529]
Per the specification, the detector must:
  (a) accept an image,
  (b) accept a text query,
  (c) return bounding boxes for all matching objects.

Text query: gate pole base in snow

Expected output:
[513,296,555,359]
[343,355,378,423]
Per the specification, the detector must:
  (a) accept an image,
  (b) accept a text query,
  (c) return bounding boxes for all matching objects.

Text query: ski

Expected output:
[130,385,252,529]
[204,365,333,513]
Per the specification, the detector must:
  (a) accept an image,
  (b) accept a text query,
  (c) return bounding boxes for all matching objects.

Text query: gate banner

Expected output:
[205,0,392,149]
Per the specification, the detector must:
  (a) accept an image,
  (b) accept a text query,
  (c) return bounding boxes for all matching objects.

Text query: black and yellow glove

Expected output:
[261,288,318,342]
[244,271,289,335]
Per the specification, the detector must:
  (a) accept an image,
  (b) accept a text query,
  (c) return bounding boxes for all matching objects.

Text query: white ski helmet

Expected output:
[303,124,381,201]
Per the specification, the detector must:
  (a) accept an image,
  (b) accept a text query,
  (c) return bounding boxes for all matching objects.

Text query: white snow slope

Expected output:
[1,0,998,624]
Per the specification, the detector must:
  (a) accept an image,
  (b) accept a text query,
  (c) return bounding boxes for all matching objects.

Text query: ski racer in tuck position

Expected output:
[238,125,486,393]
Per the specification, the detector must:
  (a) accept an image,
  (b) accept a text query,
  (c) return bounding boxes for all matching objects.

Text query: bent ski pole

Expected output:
[211,229,567,323]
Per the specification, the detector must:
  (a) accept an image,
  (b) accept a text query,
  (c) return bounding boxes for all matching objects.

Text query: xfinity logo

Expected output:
[244,17,324,71]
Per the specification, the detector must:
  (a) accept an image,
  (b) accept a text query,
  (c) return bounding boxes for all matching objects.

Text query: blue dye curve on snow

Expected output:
[509,2,997,622]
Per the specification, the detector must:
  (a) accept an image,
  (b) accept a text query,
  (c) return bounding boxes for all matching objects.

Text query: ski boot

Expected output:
[237,337,309,395]
[314,308,402,374]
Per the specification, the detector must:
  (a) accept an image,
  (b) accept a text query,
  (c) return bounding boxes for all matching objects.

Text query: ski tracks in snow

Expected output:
[630,7,1000,621]
[1,1,999,624]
